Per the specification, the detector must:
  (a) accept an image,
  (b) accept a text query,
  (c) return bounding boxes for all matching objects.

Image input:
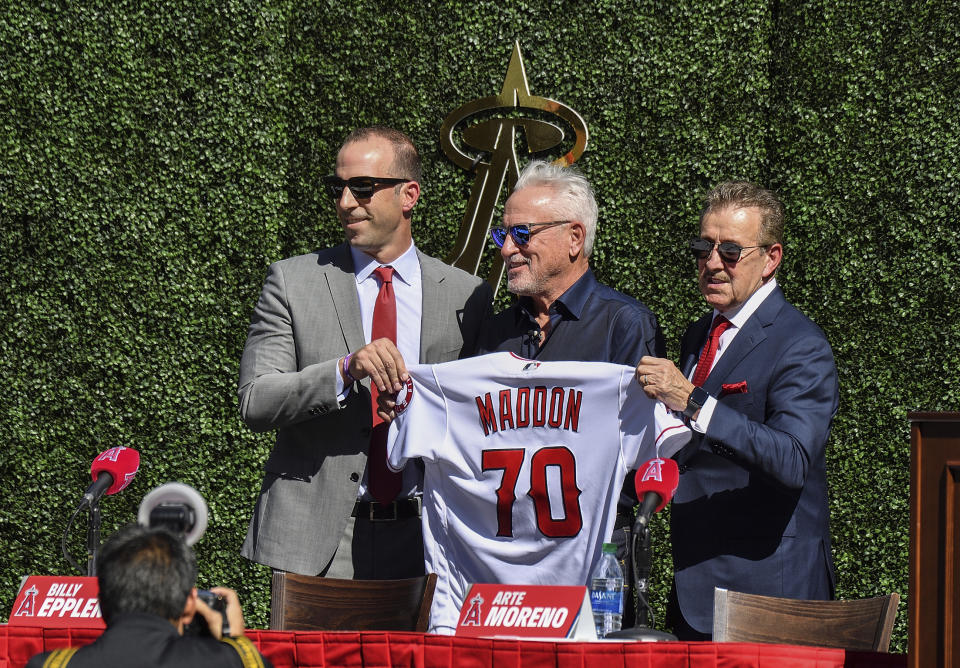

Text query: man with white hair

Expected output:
[477,160,664,380]
[476,160,666,625]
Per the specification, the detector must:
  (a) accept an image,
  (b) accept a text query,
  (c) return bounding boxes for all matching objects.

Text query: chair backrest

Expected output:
[269,572,438,632]
[712,587,900,652]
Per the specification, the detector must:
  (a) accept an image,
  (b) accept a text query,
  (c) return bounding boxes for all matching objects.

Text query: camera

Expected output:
[138,483,230,637]
[184,589,230,637]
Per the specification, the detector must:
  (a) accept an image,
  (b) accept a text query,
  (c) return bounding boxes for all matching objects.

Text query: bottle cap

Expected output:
[601,542,617,554]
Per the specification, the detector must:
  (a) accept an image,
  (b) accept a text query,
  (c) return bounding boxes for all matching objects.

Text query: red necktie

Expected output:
[368,266,403,504]
[691,315,732,388]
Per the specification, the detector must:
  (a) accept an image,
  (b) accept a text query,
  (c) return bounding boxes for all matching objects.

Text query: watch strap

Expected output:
[683,386,710,419]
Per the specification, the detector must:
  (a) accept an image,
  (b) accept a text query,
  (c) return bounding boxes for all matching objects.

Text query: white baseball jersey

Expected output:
[387,352,691,634]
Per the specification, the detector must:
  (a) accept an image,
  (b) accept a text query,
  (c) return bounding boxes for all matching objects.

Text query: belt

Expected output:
[352,497,421,522]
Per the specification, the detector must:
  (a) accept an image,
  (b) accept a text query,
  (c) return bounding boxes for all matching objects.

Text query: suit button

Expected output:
[350,472,359,482]
[711,443,734,458]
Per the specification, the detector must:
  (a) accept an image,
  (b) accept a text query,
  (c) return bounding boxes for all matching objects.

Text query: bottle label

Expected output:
[590,589,623,615]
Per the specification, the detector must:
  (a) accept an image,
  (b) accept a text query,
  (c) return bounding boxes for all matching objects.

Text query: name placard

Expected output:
[9,575,105,628]
[455,583,596,640]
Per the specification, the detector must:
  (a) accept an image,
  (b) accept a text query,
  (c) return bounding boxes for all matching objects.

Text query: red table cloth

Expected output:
[0,626,906,668]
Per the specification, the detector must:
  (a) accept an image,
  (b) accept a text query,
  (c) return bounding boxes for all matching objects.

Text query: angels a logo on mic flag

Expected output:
[96,447,122,463]
[640,458,665,483]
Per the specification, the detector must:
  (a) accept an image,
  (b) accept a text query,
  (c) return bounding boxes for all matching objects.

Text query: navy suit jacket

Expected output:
[671,285,839,634]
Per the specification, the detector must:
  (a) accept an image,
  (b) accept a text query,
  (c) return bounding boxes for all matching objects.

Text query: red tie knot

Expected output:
[374,265,394,283]
[711,315,731,337]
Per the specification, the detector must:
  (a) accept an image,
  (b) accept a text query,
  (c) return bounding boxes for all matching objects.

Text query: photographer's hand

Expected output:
[195,587,246,639]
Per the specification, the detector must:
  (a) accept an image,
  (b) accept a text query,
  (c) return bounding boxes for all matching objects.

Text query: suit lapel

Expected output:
[322,244,365,354]
[702,286,785,393]
[418,251,450,361]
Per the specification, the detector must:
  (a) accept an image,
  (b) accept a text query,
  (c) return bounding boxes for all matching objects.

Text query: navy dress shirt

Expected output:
[476,269,665,364]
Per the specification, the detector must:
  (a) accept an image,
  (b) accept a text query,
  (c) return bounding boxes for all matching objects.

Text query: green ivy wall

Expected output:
[2,0,958,652]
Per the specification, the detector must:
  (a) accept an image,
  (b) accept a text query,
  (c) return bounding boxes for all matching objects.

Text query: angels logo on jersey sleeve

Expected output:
[393,377,414,415]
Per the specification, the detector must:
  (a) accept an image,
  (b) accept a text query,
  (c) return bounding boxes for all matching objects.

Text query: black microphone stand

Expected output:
[606,517,677,641]
[86,499,101,577]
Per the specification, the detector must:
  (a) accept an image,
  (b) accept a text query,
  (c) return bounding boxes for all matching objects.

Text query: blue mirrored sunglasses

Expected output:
[490,221,569,248]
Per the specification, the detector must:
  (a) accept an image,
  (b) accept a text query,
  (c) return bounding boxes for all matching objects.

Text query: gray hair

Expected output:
[513,160,598,257]
[701,180,784,247]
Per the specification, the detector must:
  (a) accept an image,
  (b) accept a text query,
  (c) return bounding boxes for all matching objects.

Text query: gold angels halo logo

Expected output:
[440,42,589,292]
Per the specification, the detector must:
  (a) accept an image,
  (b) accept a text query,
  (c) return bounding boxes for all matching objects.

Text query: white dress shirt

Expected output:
[689,278,778,433]
[341,242,423,500]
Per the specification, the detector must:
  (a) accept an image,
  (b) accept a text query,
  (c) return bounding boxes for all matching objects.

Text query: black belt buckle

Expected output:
[356,498,420,522]
[369,500,398,521]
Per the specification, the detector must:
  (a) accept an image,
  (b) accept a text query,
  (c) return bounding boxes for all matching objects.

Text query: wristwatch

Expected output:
[683,386,710,419]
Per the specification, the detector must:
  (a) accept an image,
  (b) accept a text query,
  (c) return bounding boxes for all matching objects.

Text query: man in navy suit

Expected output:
[635,181,838,639]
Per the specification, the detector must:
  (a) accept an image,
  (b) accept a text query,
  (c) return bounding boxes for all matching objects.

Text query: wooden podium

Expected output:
[909,412,960,667]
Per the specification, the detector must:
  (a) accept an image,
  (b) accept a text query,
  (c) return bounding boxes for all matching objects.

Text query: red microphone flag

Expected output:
[90,447,140,495]
[634,457,680,513]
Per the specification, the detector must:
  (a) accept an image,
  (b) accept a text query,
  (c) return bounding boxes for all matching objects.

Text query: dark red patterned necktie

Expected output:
[691,315,732,388]
[368,266,402,504]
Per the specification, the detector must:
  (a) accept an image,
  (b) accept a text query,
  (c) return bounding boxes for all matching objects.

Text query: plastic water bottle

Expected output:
[589,542,624,638]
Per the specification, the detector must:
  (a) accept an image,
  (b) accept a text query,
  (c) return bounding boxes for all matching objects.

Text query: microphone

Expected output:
[62,447,140,575]
[605,457,680,641]
[633,457,679,531]
[82,447,140,507]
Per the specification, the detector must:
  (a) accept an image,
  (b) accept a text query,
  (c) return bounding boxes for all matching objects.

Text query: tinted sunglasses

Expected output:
[490,221,569,248]
[322,175,408,200]
[689,238,767,263]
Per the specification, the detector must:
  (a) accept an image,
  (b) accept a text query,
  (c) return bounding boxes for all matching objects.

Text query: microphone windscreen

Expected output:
[634,458,680,513]
[90,447,141,496]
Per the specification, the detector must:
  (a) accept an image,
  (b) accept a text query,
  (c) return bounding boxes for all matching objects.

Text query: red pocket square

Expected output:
[720,381,748,396]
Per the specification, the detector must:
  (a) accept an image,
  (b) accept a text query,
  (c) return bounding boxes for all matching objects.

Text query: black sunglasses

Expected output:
[689,238,767,263]
[322,175,408,200]
[490,221,569,248]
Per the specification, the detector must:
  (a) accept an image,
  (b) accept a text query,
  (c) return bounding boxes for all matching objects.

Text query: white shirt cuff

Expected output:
[690,394,717,433]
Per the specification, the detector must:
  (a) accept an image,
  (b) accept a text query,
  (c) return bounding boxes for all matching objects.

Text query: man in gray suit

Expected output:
[239,126,492,578]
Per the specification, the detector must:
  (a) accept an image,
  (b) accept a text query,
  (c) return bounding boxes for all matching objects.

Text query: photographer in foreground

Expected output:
[28,524,270,668]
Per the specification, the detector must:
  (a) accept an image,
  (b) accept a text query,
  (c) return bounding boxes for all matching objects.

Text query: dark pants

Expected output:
[323,514,425,579]
[666,585,712,641]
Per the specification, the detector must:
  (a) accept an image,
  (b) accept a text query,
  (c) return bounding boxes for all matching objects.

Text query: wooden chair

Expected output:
[269,572,438,632]
[712,587,900,651]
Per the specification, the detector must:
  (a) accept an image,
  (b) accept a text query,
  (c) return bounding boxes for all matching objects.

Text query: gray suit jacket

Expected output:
[238,243,492,574]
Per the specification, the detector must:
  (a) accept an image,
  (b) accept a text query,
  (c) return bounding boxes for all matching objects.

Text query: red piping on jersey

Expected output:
[655,423,688,445]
